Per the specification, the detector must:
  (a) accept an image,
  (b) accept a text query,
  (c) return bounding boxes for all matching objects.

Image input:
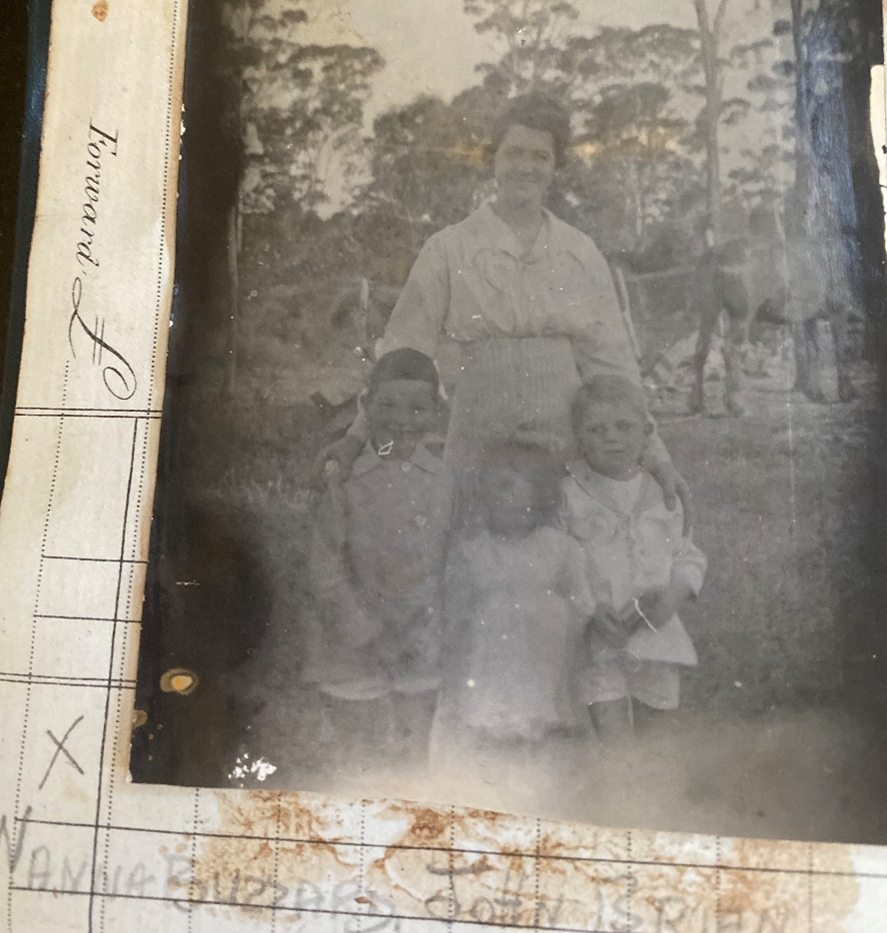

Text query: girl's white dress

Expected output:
[434,524,595,744]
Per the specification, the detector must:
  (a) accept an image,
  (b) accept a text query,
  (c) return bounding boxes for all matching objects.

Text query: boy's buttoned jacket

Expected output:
[560,461,706,665]
[310,442,456,651]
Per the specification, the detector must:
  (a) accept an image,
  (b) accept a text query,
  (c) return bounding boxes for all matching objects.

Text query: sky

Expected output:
[303,0,700,122]
[293,0,783,211]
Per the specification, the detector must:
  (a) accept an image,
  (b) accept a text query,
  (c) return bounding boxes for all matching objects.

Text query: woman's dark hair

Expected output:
[368,347,439,398]
[489,93,572,168]
[478,438,564,525]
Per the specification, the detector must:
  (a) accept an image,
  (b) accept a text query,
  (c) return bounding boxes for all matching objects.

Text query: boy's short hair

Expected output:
[368,348,439,398]
[572,375,649,431]
[478,439,564,523]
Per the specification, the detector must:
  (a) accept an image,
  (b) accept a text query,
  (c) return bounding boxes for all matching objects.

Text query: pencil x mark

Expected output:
[39,715,85,790]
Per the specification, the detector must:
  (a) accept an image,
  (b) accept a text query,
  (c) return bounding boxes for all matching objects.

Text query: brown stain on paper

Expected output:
[719,836,861,927]
[92,0,109,21]
[387,802,458,847]
[190,790,865,928]
[385,800,521,850]
[194,791,356,910]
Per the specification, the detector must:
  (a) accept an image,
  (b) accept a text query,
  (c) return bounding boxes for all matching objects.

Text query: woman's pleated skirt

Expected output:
[444,335,580,471]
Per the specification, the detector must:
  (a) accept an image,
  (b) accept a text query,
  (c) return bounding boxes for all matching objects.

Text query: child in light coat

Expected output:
[305,348,457,771]
[560,376,706,738]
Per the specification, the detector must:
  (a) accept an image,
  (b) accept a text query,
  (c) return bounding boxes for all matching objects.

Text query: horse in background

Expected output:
[687,207,858,416]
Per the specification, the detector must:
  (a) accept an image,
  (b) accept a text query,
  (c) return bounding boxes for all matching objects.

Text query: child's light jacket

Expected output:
[306,442,457,689]
[560,461,706,665]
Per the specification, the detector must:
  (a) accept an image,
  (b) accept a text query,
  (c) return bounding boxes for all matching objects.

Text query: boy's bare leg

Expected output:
[590,698,634,742]
[391,691,437,768]
[632,703,676,736]
[321,694,394,779]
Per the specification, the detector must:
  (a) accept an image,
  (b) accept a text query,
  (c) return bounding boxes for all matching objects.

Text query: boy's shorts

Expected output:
[581,653,681,710]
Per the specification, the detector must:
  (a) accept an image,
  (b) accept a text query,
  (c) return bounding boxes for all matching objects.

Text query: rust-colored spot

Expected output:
[719,837,860,925]
[160,668,199,695]
[404,806,452,843]
[354,895,372,905]
[91,0,108,21]
[194,791,354,915]
[217,791,319,840]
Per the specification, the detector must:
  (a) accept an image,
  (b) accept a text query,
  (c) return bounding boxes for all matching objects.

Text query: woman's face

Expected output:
[494,124,556,208]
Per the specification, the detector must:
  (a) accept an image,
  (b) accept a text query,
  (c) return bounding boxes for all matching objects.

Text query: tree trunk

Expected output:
[787,0,810,235]
[838,0,887,365]
[694,0,727,245]
[628,162,645,250]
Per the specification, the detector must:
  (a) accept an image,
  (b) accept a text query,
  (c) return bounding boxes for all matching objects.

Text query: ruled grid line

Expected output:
[12,411,164,420]
[86,416,140,933]
[0,677,136,689]
[0,673,136,683]
[7,365,69,933]
[187,788,200,933]
[15,406,165,413]
[13,815,886,882]
[41,555,149,565]
[32,614,141,624]
[447,805,456,933]
[270,792,283,933]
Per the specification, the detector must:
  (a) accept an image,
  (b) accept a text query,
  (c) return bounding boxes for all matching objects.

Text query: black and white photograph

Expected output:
[132,0,887,846]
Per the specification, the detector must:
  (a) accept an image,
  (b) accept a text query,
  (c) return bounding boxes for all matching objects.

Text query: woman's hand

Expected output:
[309,433,365,491]
[647,460,693,535]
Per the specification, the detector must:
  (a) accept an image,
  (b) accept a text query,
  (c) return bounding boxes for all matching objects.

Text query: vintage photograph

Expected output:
[131,0,887,845]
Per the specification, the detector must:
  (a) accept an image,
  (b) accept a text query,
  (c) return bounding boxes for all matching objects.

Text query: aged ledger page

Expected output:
[1,0,886,931]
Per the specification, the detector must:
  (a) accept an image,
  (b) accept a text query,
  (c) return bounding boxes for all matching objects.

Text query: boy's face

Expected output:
[575,400,649,480]
[366,379,437,459]
[481,465,539,537]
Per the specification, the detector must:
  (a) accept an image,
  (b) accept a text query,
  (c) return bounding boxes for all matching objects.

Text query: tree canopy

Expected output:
[203,0,881,347]
[220,0,384,214]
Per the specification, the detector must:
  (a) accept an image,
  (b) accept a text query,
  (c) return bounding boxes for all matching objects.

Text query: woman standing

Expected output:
[333,92,689,517]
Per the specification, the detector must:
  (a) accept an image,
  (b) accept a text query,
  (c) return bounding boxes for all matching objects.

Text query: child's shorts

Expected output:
[581,652,681,710]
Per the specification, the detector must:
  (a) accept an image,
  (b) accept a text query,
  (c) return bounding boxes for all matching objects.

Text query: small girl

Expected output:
[432,440,595,759]
[561,375,707,739]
